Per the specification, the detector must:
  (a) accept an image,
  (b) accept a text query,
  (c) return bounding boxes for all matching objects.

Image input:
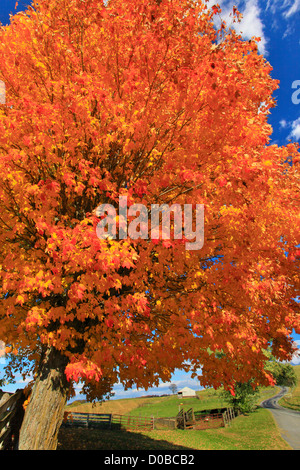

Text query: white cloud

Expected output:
[205,0,268,55]
[288,117,300,140]
[106,370,203,400]
[291,340,300,365]
[265,0,300,38]
[235,0,268,55]
[282,0,300,18]
[278,117,300,141]
[17,375,32,385]
[279,119,288,128]
[265,0,300,19]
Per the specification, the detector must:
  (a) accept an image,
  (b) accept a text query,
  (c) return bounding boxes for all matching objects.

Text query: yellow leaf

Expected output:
[16,295,24,305]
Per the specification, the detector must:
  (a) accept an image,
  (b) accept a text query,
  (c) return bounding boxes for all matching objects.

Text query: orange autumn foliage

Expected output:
[0,0,299,399]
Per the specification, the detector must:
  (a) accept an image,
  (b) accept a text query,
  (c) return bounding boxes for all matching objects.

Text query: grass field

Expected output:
[58,405,290,450]
[66,395,164,415]
[67,387,241,417]
[58,375,297,450]
[278,365,300,411]
[127,389,226,418]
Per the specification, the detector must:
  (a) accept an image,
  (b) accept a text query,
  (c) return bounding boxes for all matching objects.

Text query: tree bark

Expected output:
[18,346,70,450]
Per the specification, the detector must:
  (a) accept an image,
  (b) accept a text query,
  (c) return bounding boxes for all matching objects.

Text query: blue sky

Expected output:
[0,1,299,399]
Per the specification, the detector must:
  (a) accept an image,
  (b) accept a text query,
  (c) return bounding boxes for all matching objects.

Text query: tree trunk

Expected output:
[18,346,70,450]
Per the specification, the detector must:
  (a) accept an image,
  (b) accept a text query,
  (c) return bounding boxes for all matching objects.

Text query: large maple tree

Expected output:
[0,0,299,449]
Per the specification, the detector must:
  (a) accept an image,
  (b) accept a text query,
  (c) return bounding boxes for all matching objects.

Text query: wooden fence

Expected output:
[112,414,154,431]
[176,407,237,430]
[63,411,154,431]
[222,407,239,426]
[176,408,194,429]
[153,416,177,430]
[63,406,238,433]
[0,389,25,450]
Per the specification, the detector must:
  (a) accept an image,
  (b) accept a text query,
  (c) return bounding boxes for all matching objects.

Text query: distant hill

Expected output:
[67,399,87,407]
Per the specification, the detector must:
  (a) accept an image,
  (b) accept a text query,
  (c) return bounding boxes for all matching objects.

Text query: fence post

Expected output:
[223,410,228,427]
[0,389,25,450]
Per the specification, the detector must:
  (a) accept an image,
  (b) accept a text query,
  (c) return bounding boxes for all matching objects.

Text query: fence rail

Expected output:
[154,416,177,430]
[0,389,25,450]
[63,411,154,431]
[112,414,154,431]
[222,407,239,426]
[176,407,237,430]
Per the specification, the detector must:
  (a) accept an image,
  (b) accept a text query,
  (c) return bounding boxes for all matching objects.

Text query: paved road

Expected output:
[260,387,300,450]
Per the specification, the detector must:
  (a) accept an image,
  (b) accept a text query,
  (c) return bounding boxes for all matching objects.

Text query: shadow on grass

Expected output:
[57,427,194,451]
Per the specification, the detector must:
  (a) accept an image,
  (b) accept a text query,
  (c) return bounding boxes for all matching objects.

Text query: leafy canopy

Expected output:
[0,0,299,399]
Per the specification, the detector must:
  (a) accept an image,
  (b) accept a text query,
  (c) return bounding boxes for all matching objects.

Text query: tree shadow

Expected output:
[57,427,195,450]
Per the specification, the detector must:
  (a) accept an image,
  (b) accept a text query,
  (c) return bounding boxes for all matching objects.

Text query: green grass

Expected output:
[57,407,291,450]
[127,385,285,419]
[128,390,227,418]
[59,383,292,450]
[278,365,300,412]
[140,407,291,450]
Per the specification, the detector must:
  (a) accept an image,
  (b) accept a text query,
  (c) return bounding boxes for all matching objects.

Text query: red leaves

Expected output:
[105,317,114,328]
[134,179,148,198]
[264,372,276,387]
[217,176,227,187]
[68,283,86,302]
[211,5,221,15]
[289,249,300,262]
[65,359,103,383]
